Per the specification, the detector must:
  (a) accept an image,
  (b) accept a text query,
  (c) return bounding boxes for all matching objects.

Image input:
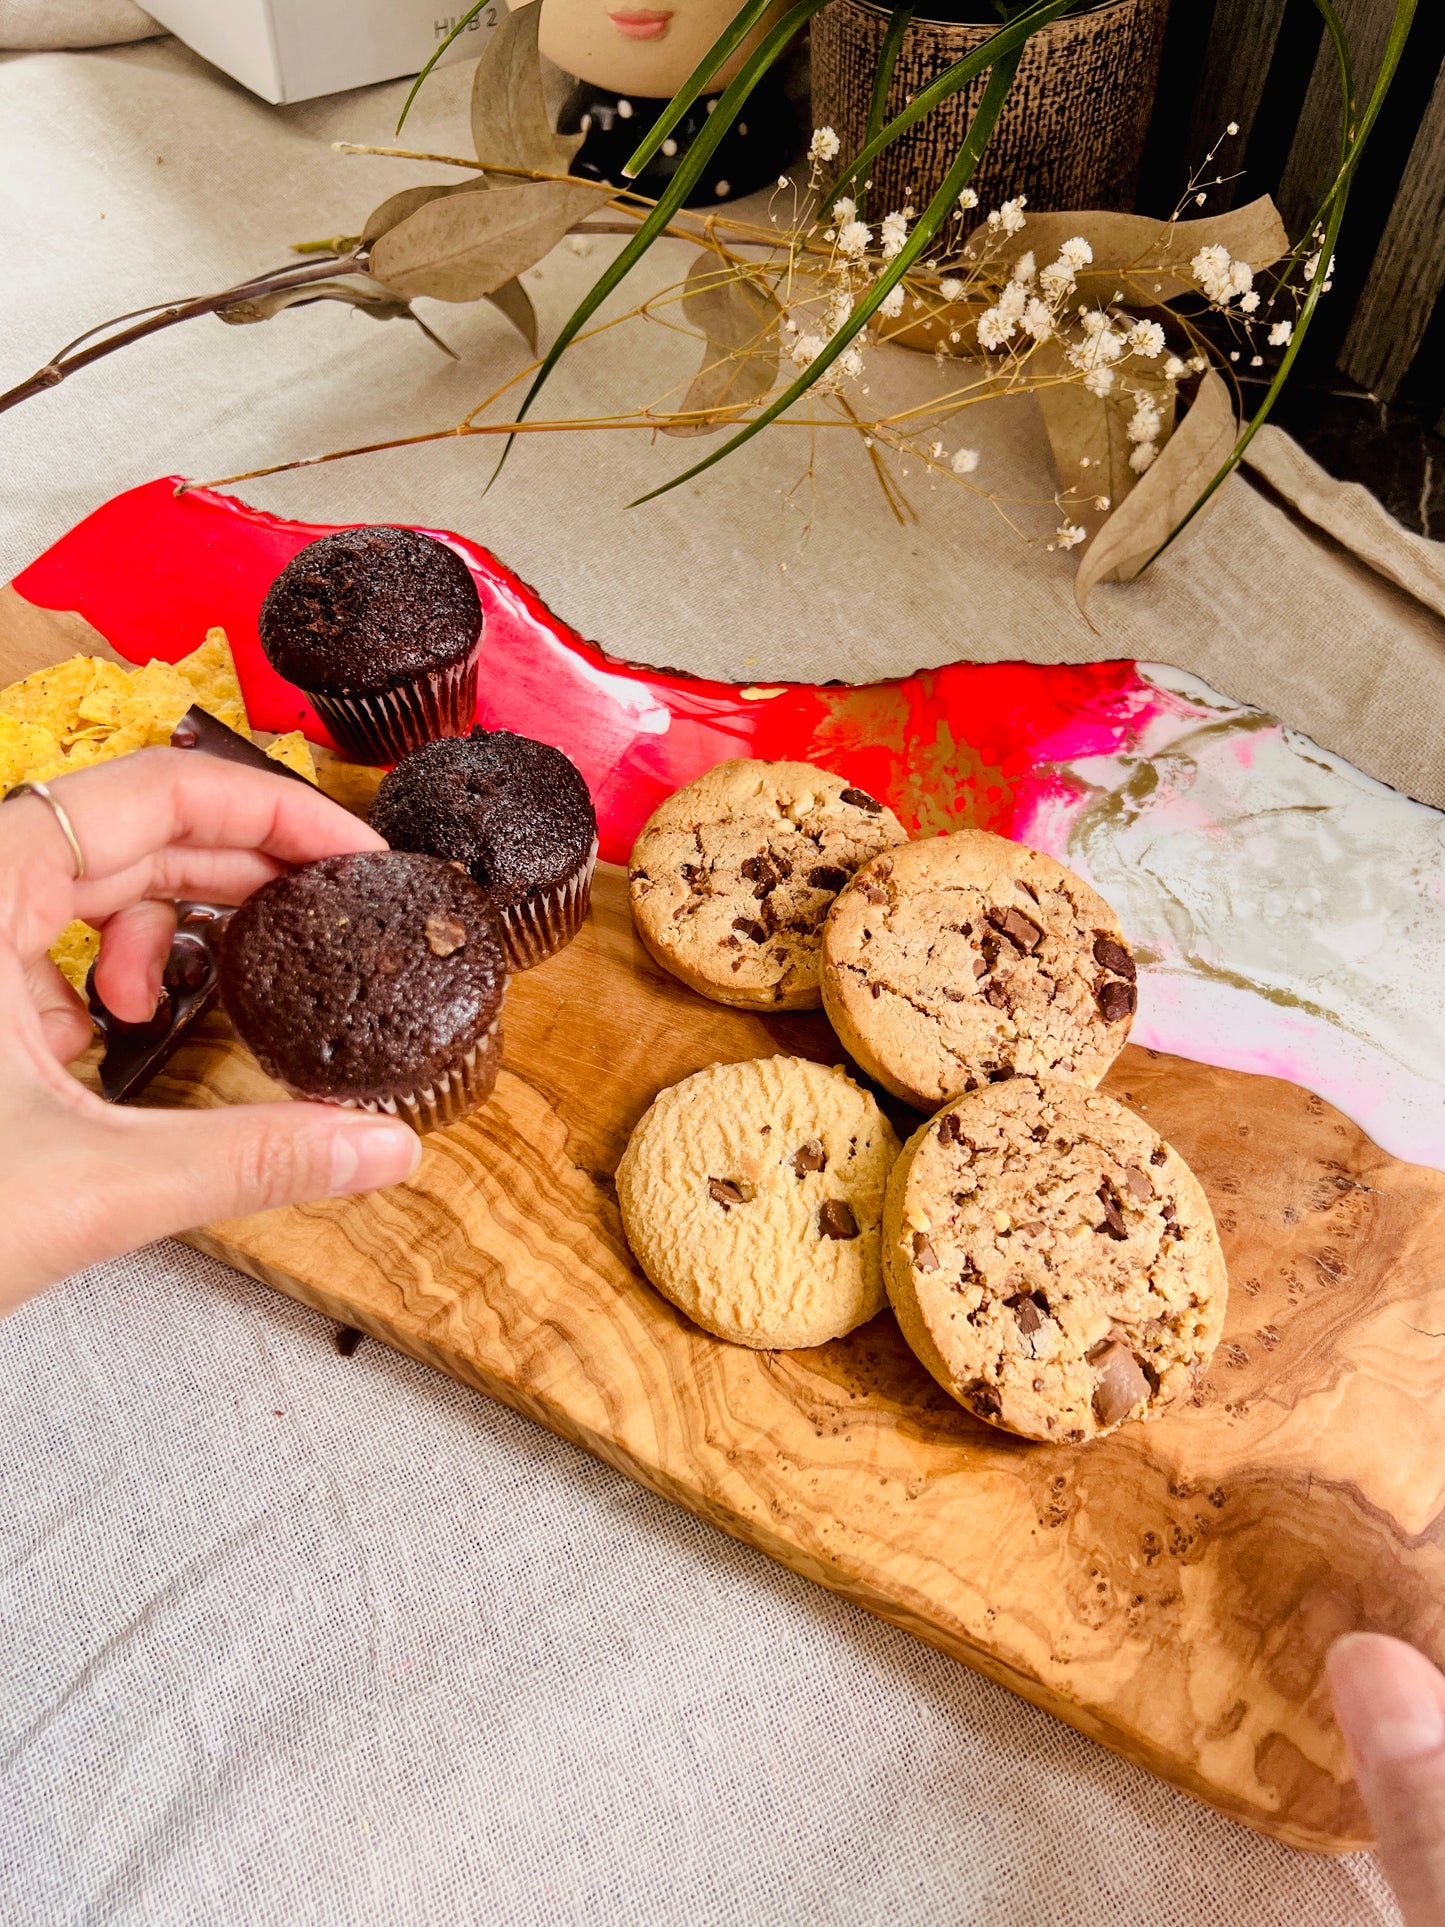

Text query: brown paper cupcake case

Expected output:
[308,648,481,764]
[308,1017,502,1136]
[501,838,598,970]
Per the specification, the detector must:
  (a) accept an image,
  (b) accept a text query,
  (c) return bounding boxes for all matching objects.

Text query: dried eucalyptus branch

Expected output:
[0,254,364,417]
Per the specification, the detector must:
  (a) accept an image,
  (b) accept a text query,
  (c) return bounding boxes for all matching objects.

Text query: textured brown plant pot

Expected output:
[810,0,1171,220]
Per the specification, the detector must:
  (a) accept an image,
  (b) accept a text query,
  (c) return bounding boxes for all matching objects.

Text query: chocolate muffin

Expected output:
[220,850,507,1135]
[369,728,598,969]
[258,526,483,763]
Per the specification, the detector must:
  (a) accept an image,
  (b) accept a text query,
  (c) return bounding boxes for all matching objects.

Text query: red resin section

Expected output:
[14,477,1155,864]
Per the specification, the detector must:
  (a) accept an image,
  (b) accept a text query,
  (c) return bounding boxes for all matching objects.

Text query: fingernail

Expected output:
[328,1118,422,1195]
[1329,1634,1445,1768]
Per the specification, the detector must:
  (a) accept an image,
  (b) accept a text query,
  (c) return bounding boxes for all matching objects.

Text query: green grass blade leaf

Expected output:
[622,0,780,178]
[396,0,488,135]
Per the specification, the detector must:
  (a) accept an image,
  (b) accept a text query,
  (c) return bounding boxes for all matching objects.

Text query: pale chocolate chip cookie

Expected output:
[883,1077,1226,1441]
[616,1055,902,1348]
[820,830,1136,1110]
[628,760,909,1010]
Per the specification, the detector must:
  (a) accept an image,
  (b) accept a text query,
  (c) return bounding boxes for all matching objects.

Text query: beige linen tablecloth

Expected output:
[3,33,1441,1927]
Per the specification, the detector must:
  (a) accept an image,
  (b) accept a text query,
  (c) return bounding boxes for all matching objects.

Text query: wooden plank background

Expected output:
[1138,0,1445,418]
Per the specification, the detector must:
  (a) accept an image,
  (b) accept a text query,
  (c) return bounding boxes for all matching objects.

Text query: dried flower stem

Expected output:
[0,253,364,418]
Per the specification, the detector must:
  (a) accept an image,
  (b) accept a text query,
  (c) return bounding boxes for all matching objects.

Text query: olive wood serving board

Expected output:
[144,860,1445,1856]
[7,562,1444,1855]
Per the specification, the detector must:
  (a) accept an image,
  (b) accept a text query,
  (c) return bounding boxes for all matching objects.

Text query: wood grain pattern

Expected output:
[1186,0,1289,213]
[1340,54,1445,395]
[137,861,1445,1856]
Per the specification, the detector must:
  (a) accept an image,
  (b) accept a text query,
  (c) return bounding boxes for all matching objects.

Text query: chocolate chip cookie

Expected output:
[616,1055,901,1348]
[883,1077,1226,1441]
[820,830,1136,1110]
[628,760,909,1009]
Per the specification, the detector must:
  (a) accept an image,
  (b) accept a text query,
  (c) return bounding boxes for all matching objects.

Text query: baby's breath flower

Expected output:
[1012,250,1037,285]
[938,276,964,302]
[987,196,1028,236]
[808,126,840,163]
[1227,120,1240,135]
[976,307,1016,351]
[832,195,856,225]
[826,289,854,333]
[1191,243,1231,299]
[1039,260,1076,303]
[837,220,871,258]
[1229,259,1254,297]
[1129,441,1159,474]
[997,279,1029,320]
[927,440,944,460]
[777,175,789,189]
[1268,319,1293,347]
[1094,495,1111,511]
[1239,290,1260,313]
[1187,353,1208,374]
[1021,297,1054,340]
[1303,250,1336,283]
[1054,521,1086,550]
[877,283,905,319]
[1128,318,1166,358]
[1163,354,1187,380]
[789,332,825,367]
[1080,310,1109,337]
[1058,236,1092,271]
[838,346,864,379]
[879,209,911,260]
[1082,365,1116,397]
[952,447,980,475]
[1127,395,1162,443]
[957,186,979,211]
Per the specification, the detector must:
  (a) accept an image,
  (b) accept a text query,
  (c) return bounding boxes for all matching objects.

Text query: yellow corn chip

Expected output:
[264,731,319,785]
[0,656,99,736]
[128,659,200,746]
[0,715,66,796]
[75,660,140,731]
[61,716,152,770]
[175,627,251,739]
[48,919,101,996]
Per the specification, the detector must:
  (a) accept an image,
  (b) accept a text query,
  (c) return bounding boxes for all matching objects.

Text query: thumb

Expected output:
[18,1094,420,1301]
[1329,1633,1445,1926]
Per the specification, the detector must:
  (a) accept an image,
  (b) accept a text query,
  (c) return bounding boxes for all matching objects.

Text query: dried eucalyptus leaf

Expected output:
[1033,343,1177,521]
[369,178,608,303]
[218,278,407,323]
[217,278,458,356]
[1075,369,1237,612]
[471,0,583,175]
[660,250,780,437]
[362,178,488,247]
[485,275,538,350]
[1008,198,1290,303]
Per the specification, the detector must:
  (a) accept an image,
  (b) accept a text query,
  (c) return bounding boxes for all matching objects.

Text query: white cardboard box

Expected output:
[141,0,502,105]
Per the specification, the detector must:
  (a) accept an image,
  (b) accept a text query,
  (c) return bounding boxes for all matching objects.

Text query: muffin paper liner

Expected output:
[307,1017,502,1137]
[501,838,598,970]
[308,645,481,764]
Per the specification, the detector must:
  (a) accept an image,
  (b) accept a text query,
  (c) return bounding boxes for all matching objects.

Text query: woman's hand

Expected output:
[0,747,420,1317]
[1330,1633,1445,1923]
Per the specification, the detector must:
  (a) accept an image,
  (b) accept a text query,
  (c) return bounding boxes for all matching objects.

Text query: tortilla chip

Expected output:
[264,731,319,785]
[0,657,100,736]
[48,919,101,997]
[74,660,141,731]
[128,659,200,745]
[175,627,251,739]
[0,714,66,796]
[61,716,152,770]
